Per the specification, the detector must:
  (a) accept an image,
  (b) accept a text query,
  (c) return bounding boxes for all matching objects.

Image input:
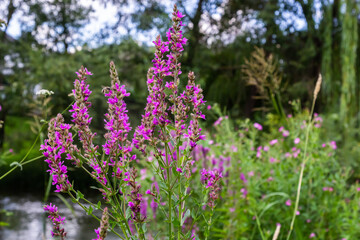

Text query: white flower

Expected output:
[36,89,54,97]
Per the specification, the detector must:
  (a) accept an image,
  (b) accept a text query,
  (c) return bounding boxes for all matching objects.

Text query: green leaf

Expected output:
[142,223,147,233]
[191,209,197,219]
[86,205,93,215]
[9,161,23,171]
[96,201,102,210]
[166,125,177,131]
[153,231,161,240]
[125,207,131,219]
[76,190,84,201]
[181,209,191,226]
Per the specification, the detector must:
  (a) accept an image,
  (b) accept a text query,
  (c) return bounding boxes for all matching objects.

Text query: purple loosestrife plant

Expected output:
[41,4,220,240]
[42,64,143,239]
[132,5,217,240]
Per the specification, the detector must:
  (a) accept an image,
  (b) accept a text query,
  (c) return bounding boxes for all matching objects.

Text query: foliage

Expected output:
[199,106,360,239]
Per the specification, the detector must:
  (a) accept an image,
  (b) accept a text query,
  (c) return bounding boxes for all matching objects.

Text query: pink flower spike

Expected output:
[309,233,316,238]
[278,126,284,132]
[207,105,212,110]
[285,199,291,206]
[269,139,278,145]
[176,168,183,173]
[294,138,300,144]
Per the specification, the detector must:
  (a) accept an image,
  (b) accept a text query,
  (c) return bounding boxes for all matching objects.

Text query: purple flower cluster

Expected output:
[44,203,67,239]
[201,169,223,209]
[165,4,187,97]
[133,5,205,153]
[70,66,108,185]
[93,207,109,240]
[70,66,97,157]
[103,62,135,171]
[133,34,171,152]
[41,114,77,192]
[182,72,206,148]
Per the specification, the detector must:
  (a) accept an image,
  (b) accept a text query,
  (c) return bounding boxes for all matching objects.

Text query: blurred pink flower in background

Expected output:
[253,122,263,130]
[330,141,337,150]
[282,130,289,137]
[213,117,223,126]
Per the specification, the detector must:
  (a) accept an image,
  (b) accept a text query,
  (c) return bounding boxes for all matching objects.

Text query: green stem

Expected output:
[166,145,172,240]
[114,191,133,236]
[254,211,266,240]
[134,223,145,240]
[177,144,182,240]
[0,155,43,180]
[205,208,214,240]
[286,95,317,240]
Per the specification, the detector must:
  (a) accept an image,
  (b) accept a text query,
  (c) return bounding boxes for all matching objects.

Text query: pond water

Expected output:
[0,195,119,240]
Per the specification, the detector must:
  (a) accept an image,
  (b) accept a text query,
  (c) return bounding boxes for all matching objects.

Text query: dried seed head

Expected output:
[313,74,322,100]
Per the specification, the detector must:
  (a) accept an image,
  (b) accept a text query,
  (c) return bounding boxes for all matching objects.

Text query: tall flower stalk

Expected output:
[286,74,322,240]
[133,4,208,239]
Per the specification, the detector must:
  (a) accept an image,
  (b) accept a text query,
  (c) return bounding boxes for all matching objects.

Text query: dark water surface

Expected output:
[0,195,118,240]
